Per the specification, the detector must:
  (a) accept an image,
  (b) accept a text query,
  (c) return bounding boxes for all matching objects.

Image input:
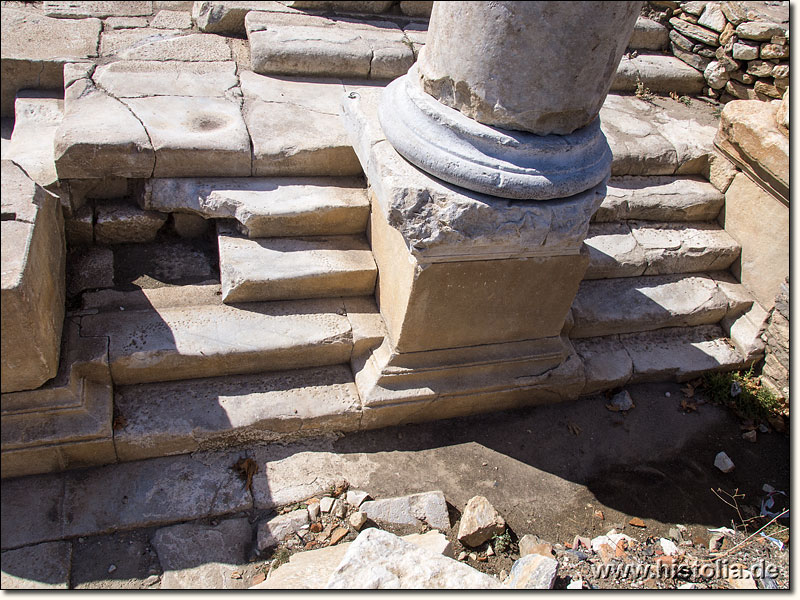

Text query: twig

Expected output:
[709,509,789,559]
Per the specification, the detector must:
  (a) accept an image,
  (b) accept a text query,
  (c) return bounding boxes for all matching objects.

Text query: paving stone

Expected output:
[596,176,724,222]
[105,16,151,28]
[240,71,360,176]
[0,474,65,550]
[79,298,353,384]
[1,161,65,393]
[1,542,71,589]
[0,9,101,117]
[194,1,282,33]
[67,246,114,296]
[95,200,167,244]
[584,222,646,280]
[218,228,376,302]
[359,491,450,531]
[621,325,746,382]
[457,495,506,547]
[101,30,232,61]
[151,9,193,28]
[5,92,63,189]
[113,365,361,461]
[93,60,239,98]
[122,95,251,178]
[257,509,309,550]
[71,530,162,589]
[573,335,633,395]
[506,553,558,589]
[44,1,154,17]
[61,451,252,538]
[152,518,252,589]
[570,274,730,338]
[143,177,369,237]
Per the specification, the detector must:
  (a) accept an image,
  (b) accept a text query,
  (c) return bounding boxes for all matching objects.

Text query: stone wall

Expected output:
[647,1,788,102]
[761,278,789,400]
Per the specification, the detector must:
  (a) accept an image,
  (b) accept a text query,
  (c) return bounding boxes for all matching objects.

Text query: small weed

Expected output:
[702,366,783,422]
[492,529,513,554]
[635,78,656,104]
[669,91,692,106]
[270,547,291,569]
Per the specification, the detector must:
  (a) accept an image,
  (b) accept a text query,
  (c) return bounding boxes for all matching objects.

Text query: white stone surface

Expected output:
[359,491,450,531]
[5,93,63,189]
[505,554,558,589]
[93,61,239,98]
[257,509,309,550]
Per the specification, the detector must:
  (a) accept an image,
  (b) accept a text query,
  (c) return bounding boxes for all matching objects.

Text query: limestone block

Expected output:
[716,100,788,199]
[722,302,768,364]
[172,213,208,238]
[707,150,738,193]
[746,60,774,78]
[725,79,758,100]
[670,41,712,72]
[113,365,361,461]
[613,54,705,95]
[570,274,729,338]
[79,299,353,384]
[573,336,633,395]
[399,1,433,18]
[629,16,669,50]
[55,77,156,179]
[94,60,238,98]
[151,9,193,28]
[457,496,505,547]
[583,222,646,280]
[257,509,309,550]
[505,554,558,589]
[0,9,101,117]
[669,17,719,46]
[122,96,251,177]
[654,111,718,175]
[597,176,724,222]
[278,1,394,12]
[218,228,376,303]
[359,491,450,531]
[720,2,748,26]
[705,60,730,89]
[66,246,114,296]
[65,203,94,246]
[43,1,154,18]
[255,530,451,589]
[194,1,285,33]
[732,41,759,60]
[143,177,369,237]
[630,222,740,275]
[240,71,360,176]
[1,162,65,393]
[95,201,167,244]
[325,529,504,589]
[697,3,727,32]
[776,87,788,130]
[105,16,151,28]
[344,296,386,358]
[736,21,787,41]
[720,173,788,310]
[0,542,71,589]
[5,92,63,190]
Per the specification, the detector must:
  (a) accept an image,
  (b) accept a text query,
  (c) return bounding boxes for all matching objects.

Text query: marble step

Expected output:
[574,324,747,395]
[569,273,750,339]
[583,222,740,280]
[78,292,355,385]
[142,177,370,238]
[218,225,377,303]
[597,176,724,223]
[611,53,705,96]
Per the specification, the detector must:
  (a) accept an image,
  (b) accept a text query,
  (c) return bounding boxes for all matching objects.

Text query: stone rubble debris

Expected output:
[457,496,506,547]
[714,451,736,473]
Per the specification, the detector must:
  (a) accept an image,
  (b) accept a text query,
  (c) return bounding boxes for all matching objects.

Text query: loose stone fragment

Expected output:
[607,390,634,412]
[457,496,506,547]
[518,534,554,558]
[95,201,167,244]
[714,451,735,473]
[505,554,558,590]
[736,21,787,41]
[346,490,371,508]
[320,497,335,513]
[704,60,730,89]
[257,509,310,550]
[697,3,727,32]
[732,41,759,60]
[359,491,450,531]
[349,512,368,531]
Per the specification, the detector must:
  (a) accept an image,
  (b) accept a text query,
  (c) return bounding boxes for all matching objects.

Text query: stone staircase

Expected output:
[1,1,760,479]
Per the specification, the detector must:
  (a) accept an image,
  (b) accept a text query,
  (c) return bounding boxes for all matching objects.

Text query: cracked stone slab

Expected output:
[246,10,413,79]
[113,365,361,461]
[595,176,724,222]
[152,518,253,589]
[151,9,193,28]
[122,95,251,177]
[142,176,369,237]
[629,222,740,275]
[44,1,154,18]
[100,30,232,61]
[621,325,746,383]
[572,335,633,395]
[93,60,239,98]
[583,222,646,280]
[55,74,156,179]
[59,451,252,538]
[218,227,376,302]
[570,274,730,338]
[79,298,353,385]
[1,542,71,589]
[5,92,63,189]
[1,9,101,117]
[0,474,65,550]
[359,491,450,530]
[194,1,296,33]
[240,71,360,176]
[612,53,705,95]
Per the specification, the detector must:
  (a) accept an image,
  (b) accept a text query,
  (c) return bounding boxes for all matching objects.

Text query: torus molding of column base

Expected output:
[378,65,613,201]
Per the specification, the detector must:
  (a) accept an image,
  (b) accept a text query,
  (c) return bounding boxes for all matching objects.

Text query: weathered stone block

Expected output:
[359,491,450,531]
[43,1,153,18]
[95,200,167,244]
[1,162,65,393]
[5,92,63,190]
[0,542,71,589]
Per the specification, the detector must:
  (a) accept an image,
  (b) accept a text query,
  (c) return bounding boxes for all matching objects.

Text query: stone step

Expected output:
[218,226,377,303]
[583,222,740,280]
[628,16,669,51]
[78,295,354,385]
[574,324,747,394]
[596,176,724,223]
[569,273,747,339]
[113,364,362,462]
[142,177,370,237]
[612,52,705,96]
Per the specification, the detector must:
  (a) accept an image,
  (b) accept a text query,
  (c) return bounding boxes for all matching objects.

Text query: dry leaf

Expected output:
[567,421,582,436]
[681,384,695,398]
[680,398,698,413]
[629,517,646,528]
[233,457,258,493]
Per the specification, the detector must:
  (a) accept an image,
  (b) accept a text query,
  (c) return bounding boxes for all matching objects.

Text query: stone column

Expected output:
[341,1,642,426]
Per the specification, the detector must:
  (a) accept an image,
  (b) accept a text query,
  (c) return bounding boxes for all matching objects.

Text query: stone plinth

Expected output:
[1,161,65,393]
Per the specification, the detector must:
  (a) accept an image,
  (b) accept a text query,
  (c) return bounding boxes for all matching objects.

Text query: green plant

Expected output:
[270,547,291,569]
[635,78,656,103]
[702,366,782,421]
[492,529,513,554]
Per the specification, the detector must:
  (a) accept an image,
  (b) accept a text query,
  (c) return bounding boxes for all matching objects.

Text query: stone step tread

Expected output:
[612,52,705,95]
[597,176,724,222]
[218,227,377,303]
[584,221,740,280]
[570,273,748,339]
[628,16,669,51]
[78,298,354,385]
[113,364,362,462]
[142,176,370,238]
[574,324,747,394]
